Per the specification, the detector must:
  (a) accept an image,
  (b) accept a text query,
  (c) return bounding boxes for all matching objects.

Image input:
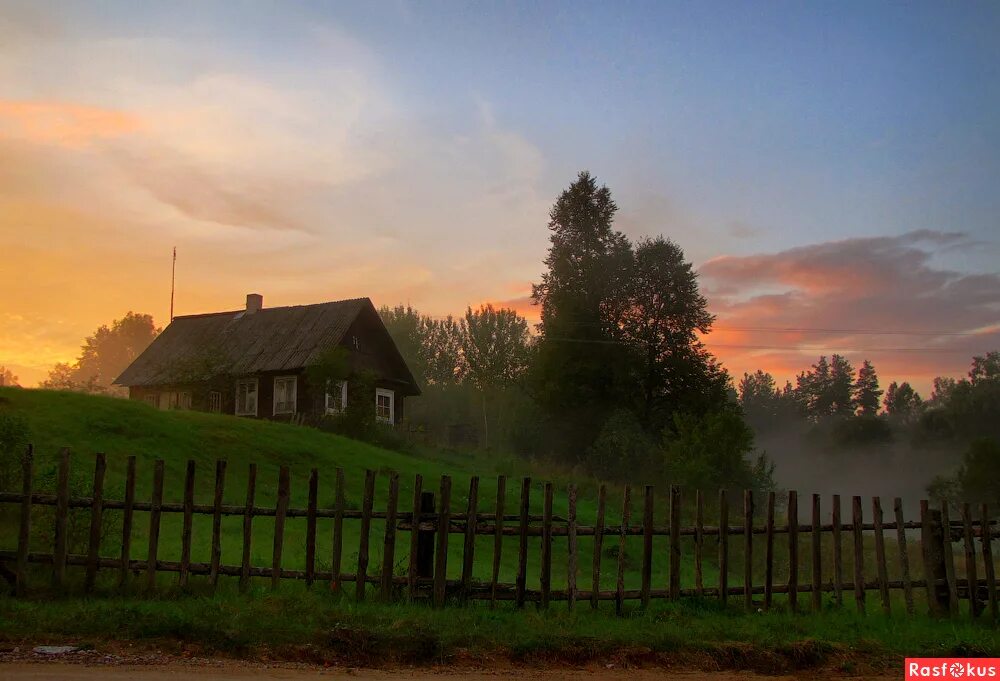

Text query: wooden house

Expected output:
[115,294,419,424]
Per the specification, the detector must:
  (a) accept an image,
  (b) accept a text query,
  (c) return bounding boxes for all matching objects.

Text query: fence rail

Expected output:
[1,445,998,619]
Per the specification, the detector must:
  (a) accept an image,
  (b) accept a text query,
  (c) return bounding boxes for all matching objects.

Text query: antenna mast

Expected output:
[170,246,176,322]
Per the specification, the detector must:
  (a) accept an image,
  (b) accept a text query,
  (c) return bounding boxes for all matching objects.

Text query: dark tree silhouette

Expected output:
[854,359,882,416]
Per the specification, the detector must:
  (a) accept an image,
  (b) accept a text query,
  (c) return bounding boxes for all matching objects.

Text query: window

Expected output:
[208,391,222,413]
[325,380,347,414]
[235,378,258,416]
[144,393,158,408]
[375,388,394,423]
[273,376,297,415]
[158,391,191,410]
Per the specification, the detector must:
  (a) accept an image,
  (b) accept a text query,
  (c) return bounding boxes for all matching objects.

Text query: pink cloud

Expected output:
[699,231,1000,392]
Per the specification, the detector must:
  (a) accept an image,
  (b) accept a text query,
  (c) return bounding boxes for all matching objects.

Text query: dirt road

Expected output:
[0,663,898,681]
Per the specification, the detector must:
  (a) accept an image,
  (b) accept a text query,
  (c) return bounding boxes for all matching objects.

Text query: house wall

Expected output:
[128,369,405,424]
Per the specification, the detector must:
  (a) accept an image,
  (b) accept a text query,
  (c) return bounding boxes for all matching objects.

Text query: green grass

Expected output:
[0,590,996,670]
[1,386,684,594]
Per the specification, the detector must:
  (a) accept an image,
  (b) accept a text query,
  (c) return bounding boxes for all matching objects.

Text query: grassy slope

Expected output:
[0,387,696,593]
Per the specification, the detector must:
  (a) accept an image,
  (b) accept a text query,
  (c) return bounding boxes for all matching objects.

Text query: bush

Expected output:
[586,409,656,481]
[930,437,1000,508]
[660,410,774,494]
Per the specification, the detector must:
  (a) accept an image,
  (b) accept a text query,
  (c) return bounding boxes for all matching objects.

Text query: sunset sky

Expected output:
[1,1,998,392]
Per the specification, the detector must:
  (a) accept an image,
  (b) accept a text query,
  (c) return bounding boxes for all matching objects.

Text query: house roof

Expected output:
[115,297,419,394]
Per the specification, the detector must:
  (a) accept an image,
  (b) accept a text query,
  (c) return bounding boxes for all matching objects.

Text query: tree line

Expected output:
[737,351,1000,506]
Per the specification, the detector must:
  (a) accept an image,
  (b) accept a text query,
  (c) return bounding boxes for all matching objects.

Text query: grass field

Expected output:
[0,386,702,596]
[0,387,987,617]
[0,589,997,670]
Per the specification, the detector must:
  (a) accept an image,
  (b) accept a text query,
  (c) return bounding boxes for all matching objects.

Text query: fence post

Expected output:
[940,501,960,617]
[209,460,227,589]
[179,460,195,587]
[330,467,345,593]
[591,485,606,610]
[490,476,506,607]
[920,500,948,616]
[118,455,136,588]
[539,482,554,609]
[406,475,425,602]
[640,485,654,609]
[146,459,165,591]
[515,477,531,609]
[461,476,480,602]
[239,463,257,593]
[52,448,71,589]
[417,490,436,580]
[981,504,997,621]
[788,490,798,612]
[567,483,578,611]
[433,476,452,607]
[894,497,914,615]
[669,485,681,600]
[744,489,754,612]
[961,503,979,618]
[764,490,775,611]
[718,489,729,606]
[15,445,33,596]
[615,484,631,616]
[272,466,291,592]
[381,472,400,601]
[305,468,318,588]
[356,469,376,601]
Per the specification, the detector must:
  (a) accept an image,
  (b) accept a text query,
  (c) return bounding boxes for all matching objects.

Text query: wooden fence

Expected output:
[1,446,998,620]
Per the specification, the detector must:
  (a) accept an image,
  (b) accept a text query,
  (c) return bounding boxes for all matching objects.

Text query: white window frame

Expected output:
[208,391,222,413]
[235,378,259,417]
[325,379,348,414]
[273,375,298,415]
[375,387,394,424]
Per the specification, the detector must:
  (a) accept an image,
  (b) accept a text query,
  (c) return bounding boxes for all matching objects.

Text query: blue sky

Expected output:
[1,0,998,387]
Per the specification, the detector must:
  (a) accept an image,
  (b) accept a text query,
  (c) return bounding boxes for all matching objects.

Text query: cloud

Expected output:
[0,16,556,383]
[699,231,1000,392]
[0,100,142,148]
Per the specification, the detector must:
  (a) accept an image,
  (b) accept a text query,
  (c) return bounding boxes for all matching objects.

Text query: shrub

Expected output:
[586,409,656,481]
[660,410,774,495]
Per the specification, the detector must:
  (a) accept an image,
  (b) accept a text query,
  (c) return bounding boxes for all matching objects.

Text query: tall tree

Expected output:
[795,355,832,417]
[42,312,159,394]
[619,236,724,429]
[884,381,922,421]
[422,316,466,385]
[461,304,530,449]
[828,354,855,417]
[853,359,882,416]
[530,171,633,456]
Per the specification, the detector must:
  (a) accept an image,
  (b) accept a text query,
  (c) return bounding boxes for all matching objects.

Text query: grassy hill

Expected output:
[0,386,701,597]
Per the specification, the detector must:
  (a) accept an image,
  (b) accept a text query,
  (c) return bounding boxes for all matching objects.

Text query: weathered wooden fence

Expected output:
[1,446,998,620]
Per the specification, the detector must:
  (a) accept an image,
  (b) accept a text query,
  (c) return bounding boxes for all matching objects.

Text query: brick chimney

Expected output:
[246,293,263,314]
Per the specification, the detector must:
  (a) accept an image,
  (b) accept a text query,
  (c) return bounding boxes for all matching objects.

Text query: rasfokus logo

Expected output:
[905,659,999,679]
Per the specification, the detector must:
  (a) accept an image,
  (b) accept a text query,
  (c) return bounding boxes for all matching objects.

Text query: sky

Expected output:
[1,0,998,392]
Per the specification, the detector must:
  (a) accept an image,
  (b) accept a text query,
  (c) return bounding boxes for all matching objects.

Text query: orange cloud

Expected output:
[475,295,540,325]
[699,231,1000,393]
[0,100,142,147]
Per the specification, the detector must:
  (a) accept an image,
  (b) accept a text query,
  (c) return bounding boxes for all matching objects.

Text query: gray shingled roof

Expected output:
[115,297,410,388]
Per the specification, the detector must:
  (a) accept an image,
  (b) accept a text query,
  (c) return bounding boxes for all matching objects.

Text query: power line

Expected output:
[712,325,996,337]
[544,336,992,355]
